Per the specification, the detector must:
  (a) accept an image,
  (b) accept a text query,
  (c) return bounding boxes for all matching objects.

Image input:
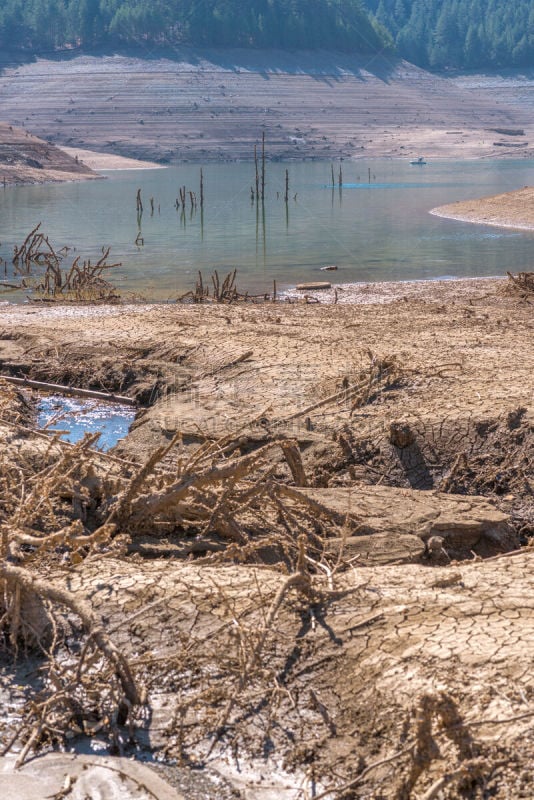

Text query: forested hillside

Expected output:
[365,0,534,69]
[1,0,531,70]
[0,0,387,54]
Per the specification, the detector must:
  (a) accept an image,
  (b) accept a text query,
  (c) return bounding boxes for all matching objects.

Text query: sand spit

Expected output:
[431,185,534,231]
[58,145,164,171]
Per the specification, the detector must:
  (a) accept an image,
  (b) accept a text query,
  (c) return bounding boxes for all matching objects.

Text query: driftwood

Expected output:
[0,280,23,290]
[177,269,237,303]
[0,404,339,763]
[0,562,140,768]
[1,375,135,405]
[32,246,121,302]
[177,268,272,304]
[0,562,139,707]
[504,270,534,298]
[126,438,306,524]
[296,281,332,290]
[207,535,312,755]
[12,223,60,275]
[282,353,399,423]
[11,226,121,302]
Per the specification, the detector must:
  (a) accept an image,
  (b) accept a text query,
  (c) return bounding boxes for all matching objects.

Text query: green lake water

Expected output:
[1,159,533,300]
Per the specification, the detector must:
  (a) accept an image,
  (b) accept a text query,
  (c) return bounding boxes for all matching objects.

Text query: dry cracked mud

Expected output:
[0,276,533,798]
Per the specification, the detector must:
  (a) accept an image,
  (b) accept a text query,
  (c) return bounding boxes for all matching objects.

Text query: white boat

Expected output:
[410,157,427,165]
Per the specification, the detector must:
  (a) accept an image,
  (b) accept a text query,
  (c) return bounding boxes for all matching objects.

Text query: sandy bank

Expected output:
[430,186,534,231]
[58,145,164,171]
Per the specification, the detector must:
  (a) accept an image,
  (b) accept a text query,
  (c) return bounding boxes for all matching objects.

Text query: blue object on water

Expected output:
[37,395,136,451]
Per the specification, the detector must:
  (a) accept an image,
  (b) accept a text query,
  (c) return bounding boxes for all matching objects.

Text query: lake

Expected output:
[1,159,533,300]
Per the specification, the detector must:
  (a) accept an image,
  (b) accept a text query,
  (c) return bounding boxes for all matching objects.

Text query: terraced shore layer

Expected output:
[0,51,532,163]
[0,121,98,184]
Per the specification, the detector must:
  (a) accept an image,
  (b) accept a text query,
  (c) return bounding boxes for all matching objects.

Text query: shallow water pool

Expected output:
[37,394,136,451]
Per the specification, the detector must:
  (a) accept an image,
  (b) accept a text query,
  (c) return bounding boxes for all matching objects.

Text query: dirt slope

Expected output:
[0,50,531,163]
[0,121,98,184]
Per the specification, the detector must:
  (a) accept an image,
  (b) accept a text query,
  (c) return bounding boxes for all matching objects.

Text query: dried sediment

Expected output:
[39,551,534,799]
[0,276,533,798]
[431,186,534,231]
[0,53,532,163]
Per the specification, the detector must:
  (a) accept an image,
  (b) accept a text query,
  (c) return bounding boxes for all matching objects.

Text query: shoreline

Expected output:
[57,146,164,171]
[281,274,503,305]
[0,275,506,316]
[430,208,534,232]
[430,186,534,232]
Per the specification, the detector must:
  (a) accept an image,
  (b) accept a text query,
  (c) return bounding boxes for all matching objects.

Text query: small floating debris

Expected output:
[410,157,427,165]
[296,281,332,291]
[320,265,338,272]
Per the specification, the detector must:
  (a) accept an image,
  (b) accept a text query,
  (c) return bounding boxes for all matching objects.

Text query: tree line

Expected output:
[365,0,534,69]
[0,0,531,70]
[0,0,386,54]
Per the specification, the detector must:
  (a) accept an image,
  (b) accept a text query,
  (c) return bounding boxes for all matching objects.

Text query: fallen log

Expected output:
[296,281,332,290]
[0,375,136,406]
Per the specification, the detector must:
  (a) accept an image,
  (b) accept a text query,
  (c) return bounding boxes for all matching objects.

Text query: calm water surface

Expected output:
[1,159,533,299]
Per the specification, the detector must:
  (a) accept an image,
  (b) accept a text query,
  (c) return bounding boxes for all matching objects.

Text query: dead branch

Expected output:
[0,562,140,707]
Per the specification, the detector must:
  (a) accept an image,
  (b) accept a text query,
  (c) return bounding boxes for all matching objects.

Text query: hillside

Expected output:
[0,0,387,54]
[1,0,531,72]
[0,122,97,184]
[365,0,534,69]
[0,50,531,164]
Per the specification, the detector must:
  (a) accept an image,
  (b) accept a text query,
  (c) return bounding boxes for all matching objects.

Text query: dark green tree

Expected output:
[363,0,534,70]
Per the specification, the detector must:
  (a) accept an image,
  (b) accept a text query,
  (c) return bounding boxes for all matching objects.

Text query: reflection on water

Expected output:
[1,159,533,299]
[38,395,136,451]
